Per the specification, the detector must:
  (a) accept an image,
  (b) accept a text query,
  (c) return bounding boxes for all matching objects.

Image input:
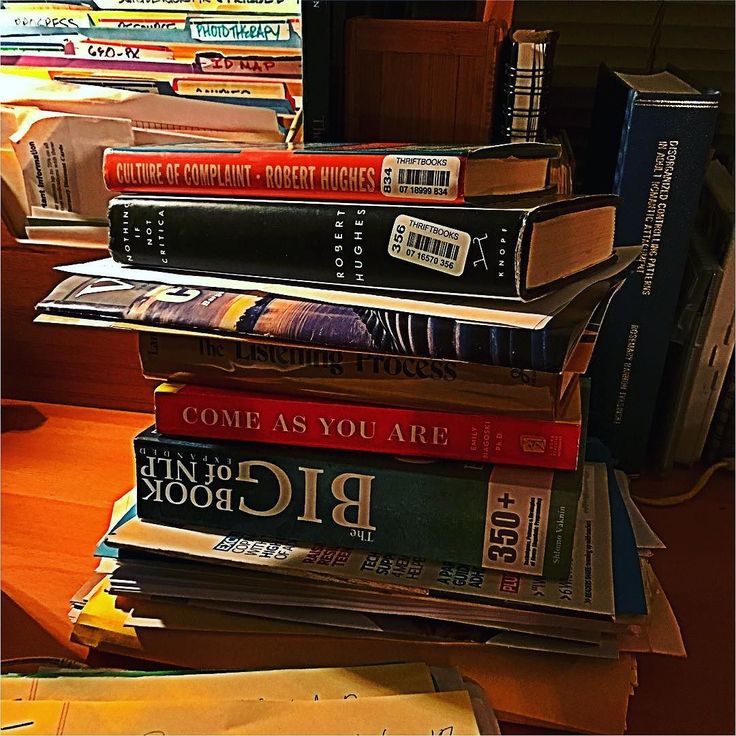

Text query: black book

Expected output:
[108,194,617,301]
[300,0,332,142]
[584,66,719,473]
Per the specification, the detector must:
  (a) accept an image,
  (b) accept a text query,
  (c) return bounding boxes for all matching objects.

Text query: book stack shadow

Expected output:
[34,141,685,734]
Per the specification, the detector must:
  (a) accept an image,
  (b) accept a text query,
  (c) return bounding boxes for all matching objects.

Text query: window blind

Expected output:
[512,0,734,172]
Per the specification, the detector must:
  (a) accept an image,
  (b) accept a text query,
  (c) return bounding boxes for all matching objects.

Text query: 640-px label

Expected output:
[381,155,460,201]
[388,215,470,277]
[482,467,553,574]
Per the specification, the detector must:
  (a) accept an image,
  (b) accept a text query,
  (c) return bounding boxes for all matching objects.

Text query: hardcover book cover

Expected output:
[585,66,719,472]
[103,141,560,203]
[153,381,582,469]
[107,193,618,301]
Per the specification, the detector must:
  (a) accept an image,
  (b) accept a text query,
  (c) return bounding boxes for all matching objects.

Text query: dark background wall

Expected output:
[512,0,734,171]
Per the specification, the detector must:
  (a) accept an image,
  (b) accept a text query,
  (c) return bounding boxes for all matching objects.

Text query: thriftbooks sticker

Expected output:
[388,215,470,277]
[381,155,460,201]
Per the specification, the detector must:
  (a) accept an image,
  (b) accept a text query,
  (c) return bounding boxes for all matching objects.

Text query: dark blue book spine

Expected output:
[585,65,719,472]
[300,1,329,142]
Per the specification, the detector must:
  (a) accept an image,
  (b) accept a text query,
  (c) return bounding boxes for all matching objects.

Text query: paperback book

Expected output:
[102,452,650,633]
[35,247,637,371]
[138,332,582,419]
[494,29,558,144]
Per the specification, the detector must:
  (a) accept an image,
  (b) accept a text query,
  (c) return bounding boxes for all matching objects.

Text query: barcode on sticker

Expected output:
[388,215,470,277]
[406,231,460,261]
[381,155,460,201]
[397,169,451,188]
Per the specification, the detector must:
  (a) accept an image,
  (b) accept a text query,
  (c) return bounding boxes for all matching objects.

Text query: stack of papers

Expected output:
[0,0,300,240]
[62,452,683,733]
[2,662,498,735]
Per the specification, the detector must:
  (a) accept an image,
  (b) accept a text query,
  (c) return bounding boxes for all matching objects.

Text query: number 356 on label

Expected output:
[388,215,471,277]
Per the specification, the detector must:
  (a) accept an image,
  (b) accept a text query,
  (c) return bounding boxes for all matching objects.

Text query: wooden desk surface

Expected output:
[2,400,734,734]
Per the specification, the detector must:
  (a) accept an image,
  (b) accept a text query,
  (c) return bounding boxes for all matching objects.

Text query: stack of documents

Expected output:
[62,447,683,733]
[0,0,300,240]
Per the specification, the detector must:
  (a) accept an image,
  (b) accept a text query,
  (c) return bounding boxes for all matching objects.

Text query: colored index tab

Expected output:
[74,38,175,61]
[189,17,291,43]
[173,78,287,98]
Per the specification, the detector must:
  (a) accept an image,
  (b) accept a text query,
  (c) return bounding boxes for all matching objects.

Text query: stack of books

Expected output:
[32,142,685,733]
[0,0,301,242]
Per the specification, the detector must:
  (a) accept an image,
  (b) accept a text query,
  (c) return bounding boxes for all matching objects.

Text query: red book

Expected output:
[103,141,560,204]
[154,383,582,470]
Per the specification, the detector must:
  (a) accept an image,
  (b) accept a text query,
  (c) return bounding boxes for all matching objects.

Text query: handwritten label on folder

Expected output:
[196,52,302,76]
[189,17,291,42]
[174,78,286,98]
[75,38,175,60]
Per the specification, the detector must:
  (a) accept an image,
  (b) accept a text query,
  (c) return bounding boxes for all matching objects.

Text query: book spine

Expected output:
[494,33,558,145]
[154,383,581,469]
[108,197,524,299]
[139,332,566,418]
[586,69,719,472]
[134,429,579,578]
[301,0,332,143]
[102,148,469,204]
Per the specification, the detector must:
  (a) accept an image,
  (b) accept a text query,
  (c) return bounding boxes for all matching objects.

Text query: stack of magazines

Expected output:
[33,141,685,733]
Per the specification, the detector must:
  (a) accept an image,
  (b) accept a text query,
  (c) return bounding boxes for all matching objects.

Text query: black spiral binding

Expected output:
[497,31,558,144]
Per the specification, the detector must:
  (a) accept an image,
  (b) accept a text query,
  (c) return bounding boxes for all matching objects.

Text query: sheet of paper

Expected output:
[1,691,480,735]
[9,106,132,218]
[618,562,686,656]
[0,74,280,135]
[615,470,666,551]
[2,662,436,703]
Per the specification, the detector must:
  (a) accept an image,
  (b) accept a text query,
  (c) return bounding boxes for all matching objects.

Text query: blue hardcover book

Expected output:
[585,65,719,473]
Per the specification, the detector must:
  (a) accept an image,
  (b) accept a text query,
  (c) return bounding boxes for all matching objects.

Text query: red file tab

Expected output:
[154,383,581,470]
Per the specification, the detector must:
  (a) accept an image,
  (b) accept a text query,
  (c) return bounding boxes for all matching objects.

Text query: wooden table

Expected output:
[2,399,734,734]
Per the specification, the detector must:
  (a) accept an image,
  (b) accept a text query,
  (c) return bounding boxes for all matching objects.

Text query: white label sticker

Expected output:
[388,215,470,277]
[381,155,460,201]
[483,466,554,575]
